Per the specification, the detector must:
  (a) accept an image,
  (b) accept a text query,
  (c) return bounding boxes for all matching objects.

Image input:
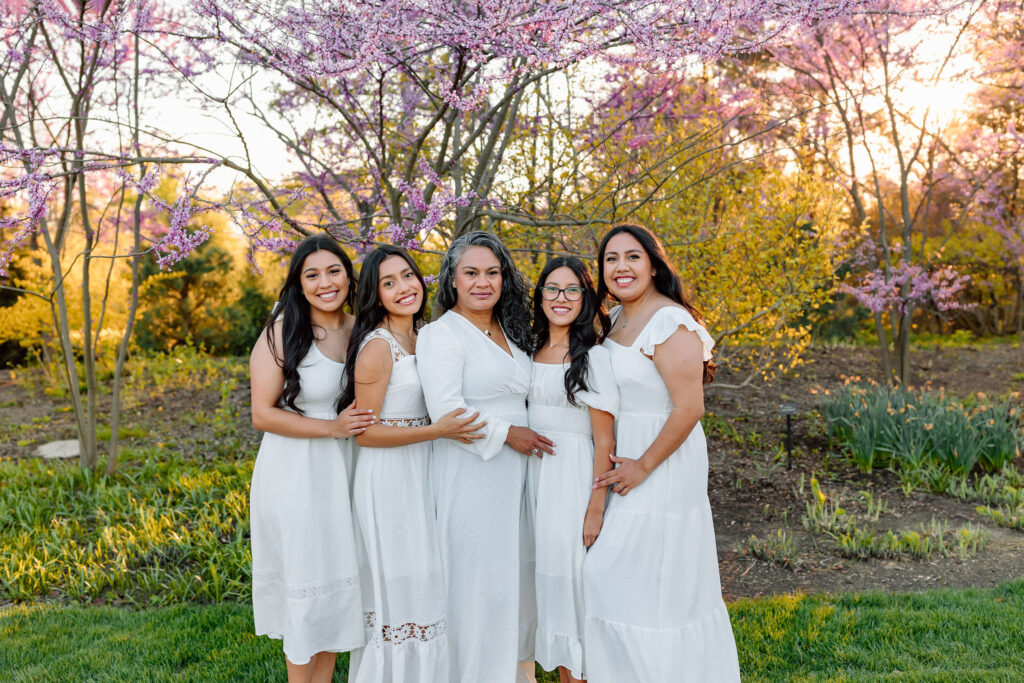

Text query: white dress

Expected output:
[417,311,533,683]
[528,346,618,680]
[348,328,448,683]
[582,306,740,683]
[250,342,364,665]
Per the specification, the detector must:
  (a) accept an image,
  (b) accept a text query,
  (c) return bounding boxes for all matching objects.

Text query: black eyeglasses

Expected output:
[539,285,585,301]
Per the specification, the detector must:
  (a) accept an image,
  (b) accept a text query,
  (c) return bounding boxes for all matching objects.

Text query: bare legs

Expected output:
[286,651,337,683]
[558,665,584,683]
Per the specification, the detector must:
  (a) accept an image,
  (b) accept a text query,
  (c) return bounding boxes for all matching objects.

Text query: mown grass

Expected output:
[733,580,1024,681]
[3,582,1023,681]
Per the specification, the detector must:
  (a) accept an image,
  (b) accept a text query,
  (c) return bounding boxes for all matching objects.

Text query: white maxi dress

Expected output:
[348,328,449,683]
[250,342,364,665]
[528,346,619,680]
[417,311,533,683]
[582,306,740,683]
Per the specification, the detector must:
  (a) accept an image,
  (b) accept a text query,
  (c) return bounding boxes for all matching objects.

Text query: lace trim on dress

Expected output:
[252,572,359,600]
[364,611,447,645]
[379,416,430,427]
[359,327,411,363]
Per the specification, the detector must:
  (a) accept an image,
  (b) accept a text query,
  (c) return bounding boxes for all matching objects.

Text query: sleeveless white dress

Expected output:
[416,311,533,683]
[348,328,449,683]
[250,342,364,665]
[528,346,618,680]
[582,306,740,683]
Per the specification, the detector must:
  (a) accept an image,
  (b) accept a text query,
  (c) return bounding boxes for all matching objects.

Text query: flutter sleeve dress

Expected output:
[528,345,619,680]
[348,328,448,683]
[416,310,532,683]
[582,306,740,683]
[249,341,364,665]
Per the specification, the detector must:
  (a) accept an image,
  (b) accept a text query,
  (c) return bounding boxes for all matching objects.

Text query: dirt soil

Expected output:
[2,344,1023,600]
[708,344,1024,600]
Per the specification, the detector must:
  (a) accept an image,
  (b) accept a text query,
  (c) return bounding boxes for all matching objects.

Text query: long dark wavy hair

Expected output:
[338,245,428,410]
[532,256,611,406]
[264,233,357,413]
[596,223,717,384]
[435,230,533,353]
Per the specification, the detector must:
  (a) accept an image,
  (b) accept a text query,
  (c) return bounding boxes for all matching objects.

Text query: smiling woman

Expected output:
[416,231,552,682]
[247,233,373,683]
[339,244,488,683]
[584,224,738,682]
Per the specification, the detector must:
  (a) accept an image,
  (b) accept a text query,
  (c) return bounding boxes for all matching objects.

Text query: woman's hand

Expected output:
[583,507,604,547]
[433,409,487,444]
[505,426,555,457]
[593,454,651,496]
[335,401,376,437]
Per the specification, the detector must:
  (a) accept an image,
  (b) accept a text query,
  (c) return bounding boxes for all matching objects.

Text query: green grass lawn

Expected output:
[3,580,1023,682]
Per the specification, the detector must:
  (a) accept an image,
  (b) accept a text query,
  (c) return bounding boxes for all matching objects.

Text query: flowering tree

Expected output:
[752,0,984,384]
[1,0,965,472]
[182,0,912,254]
[0,1,219,471]
[949,0,1024,355]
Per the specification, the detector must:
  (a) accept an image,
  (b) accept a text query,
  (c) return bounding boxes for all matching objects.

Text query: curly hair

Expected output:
[435,230,533,353]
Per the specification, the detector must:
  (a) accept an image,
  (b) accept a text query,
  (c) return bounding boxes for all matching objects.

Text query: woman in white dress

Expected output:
[584,224,740,682]
[529,257,618,683]
[249,234,377,683]
[340,245,486,683]
[417,231,555,683]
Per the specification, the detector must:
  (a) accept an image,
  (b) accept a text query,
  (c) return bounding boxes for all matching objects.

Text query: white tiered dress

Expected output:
[528,346,618,680]
[250,342,364,665]
[582,306,740,683]
[348,328,448,683]
[416,311,532,683]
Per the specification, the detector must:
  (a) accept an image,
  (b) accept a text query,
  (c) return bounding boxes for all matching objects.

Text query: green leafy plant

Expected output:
[738,529,800,568]
[824,384,1021,474]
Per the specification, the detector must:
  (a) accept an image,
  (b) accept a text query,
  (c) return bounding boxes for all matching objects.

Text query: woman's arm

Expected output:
[354,338,485,447]
[583,407,615,546]
[593,329,705,495]
[418,322,550,460]
[249,325,374,439]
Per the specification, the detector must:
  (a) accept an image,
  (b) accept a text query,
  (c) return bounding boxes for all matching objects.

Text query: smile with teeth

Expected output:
[614,276,635,286]
[551,306,572,314]
[318,291,339,301]
[396,293,417,305]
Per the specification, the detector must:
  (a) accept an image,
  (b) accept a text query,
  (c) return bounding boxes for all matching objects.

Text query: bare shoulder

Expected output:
[251,319,284,364]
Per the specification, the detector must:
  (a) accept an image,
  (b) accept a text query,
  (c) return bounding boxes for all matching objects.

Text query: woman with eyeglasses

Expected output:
[528,257,617,683]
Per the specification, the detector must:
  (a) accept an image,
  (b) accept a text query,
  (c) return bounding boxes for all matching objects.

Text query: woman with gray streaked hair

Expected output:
[417,230,554,683]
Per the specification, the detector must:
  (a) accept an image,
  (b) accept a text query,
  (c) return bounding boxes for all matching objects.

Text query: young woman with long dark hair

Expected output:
[248,233,375,683]
[415,230,554,683]
[340,245,485,683]
[582,224,739,682]
[528,257,617,683]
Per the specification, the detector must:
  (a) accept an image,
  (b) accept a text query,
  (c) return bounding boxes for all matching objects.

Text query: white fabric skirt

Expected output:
[250,432,364,665]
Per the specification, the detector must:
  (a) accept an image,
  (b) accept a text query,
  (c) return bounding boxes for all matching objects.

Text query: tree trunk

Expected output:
[873,311,894,384]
